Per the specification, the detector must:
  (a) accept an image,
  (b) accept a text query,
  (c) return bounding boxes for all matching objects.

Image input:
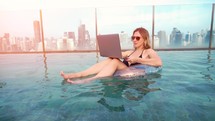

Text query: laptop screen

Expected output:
[97,34,122,59]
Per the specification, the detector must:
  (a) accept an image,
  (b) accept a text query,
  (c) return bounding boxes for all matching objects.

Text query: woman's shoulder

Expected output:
[145,48,154,53]
[145,48,158,55]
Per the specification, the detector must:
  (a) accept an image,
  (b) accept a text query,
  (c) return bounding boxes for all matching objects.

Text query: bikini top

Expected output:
[122,49,144,66]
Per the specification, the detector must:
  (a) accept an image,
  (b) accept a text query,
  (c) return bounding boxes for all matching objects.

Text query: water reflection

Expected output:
[97,97,125,112]
[97,74,161,112]
[207,50,213,63]
[43,53,49,81]
[0,81,6,88]
[61,73,161,112]
[200,50,214,81]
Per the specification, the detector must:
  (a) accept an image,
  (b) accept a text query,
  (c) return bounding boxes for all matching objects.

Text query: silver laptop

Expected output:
[97,34,123,59]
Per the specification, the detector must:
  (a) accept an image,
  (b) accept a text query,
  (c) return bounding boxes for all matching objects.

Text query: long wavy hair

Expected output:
[133,27,151,49]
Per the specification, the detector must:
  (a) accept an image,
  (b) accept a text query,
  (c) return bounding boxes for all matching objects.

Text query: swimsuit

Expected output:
[122,49,144,67]
[114,49,162,76]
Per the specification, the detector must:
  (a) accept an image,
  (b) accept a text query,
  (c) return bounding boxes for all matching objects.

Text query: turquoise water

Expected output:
[0,51,215,121]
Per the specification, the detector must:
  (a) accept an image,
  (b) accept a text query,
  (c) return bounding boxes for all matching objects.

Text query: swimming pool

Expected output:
[0,50,215,121]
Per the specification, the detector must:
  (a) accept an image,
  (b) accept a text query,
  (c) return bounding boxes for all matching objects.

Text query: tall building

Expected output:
[2,33,10,51]
[154,35,160,48]
[193,32,203,47]
[25,37,31,51]
[1,38,8,51]
[185,32,191,42]
[85,30,91,49]
[10,37,18,51]
[170,28,183,47]
[205,30,215,45]
[57,32,75,50]
[119,31,131,49]
[33,20,41,47]
[68,32,76,46]
[184,32,191,46]
[68,32,76,40]
[157,30,167,48]
[0,37,2,51]
[78,24,86,49]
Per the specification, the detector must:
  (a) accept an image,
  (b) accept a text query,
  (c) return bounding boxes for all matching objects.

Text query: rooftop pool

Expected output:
[0,50,215,121]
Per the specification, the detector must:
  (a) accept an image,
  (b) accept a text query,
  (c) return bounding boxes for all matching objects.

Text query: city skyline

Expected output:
[0,4,213,38]
[0,22,213,52]
[0,3,214,52]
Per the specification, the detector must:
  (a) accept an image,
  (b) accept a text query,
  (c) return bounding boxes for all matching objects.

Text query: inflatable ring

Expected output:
[113,64,162,77]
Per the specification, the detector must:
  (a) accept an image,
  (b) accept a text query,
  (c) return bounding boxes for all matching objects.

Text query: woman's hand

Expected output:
[126,57,138,64]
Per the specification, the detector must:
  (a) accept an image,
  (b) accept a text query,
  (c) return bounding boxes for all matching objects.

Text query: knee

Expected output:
[111,58,121,64]
[106,57,113,61]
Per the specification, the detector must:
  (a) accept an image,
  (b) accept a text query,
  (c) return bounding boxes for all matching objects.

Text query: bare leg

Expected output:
[67,59,128,84]
[60,58,113,79]
[67,76,98,84]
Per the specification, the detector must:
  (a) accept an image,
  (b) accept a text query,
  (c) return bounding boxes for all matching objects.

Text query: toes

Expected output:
[67,79,73,83]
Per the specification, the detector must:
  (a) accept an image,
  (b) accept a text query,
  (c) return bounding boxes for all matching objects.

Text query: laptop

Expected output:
[97,34,123,59]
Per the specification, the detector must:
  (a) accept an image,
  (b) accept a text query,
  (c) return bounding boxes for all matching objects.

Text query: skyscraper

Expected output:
[170,28,183,47]
[185,32,191,42]
[78,24,86,49]
[33,20,41,45]
[157,30,167,48]
[68,32,76,46]
[0,37,2,51]
[2,33,10,51]
[184,32,191,46]
[85,30,91,49]
[193,32,203,47]
[68,32,76,40]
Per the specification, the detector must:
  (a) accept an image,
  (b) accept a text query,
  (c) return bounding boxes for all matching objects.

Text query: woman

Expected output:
[60,27,162,84]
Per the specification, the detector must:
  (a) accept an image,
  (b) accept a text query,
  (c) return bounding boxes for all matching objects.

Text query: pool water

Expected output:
[0,50,215,121]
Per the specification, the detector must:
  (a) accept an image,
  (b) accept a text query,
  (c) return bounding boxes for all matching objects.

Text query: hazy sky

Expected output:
[0,0,214,38]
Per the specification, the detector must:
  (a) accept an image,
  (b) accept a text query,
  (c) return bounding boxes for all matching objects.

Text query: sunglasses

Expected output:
[131,36,141,41]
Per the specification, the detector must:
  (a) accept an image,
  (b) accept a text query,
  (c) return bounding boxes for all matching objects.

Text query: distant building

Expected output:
[68,32,76,45]
[170,28,183,47]
[1,37,8,51]
[33,20,41,50]
[157,30,167,48]
[2,33,10,51]
[77,23,91,49]
[184,32,191,46]
[119,31,131,49]
[0,37,2,51]
[57,32,75,50]
[205,30,215,46]
[46,37,57,50]
[192,32,203,47]
[185,32,191,42]
[85,30,91,49]
[10,37,18,51]
[78,24,86,49]
[154,35,160,48]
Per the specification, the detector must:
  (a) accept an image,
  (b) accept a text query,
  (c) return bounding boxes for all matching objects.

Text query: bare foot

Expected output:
[60,71,69,79]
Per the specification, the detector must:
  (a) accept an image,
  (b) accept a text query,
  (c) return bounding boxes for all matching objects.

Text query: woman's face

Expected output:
[132,31,144,49]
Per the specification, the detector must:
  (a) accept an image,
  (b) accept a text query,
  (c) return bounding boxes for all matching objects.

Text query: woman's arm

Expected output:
[121,50,132,59]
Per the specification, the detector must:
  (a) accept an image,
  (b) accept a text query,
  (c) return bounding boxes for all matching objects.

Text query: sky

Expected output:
[0,0,214,10]
[0,0,214,38]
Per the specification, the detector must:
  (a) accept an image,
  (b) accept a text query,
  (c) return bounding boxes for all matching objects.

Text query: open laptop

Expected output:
[97,34,123,59]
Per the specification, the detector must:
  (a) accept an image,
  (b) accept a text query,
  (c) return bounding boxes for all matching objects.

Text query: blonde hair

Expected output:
[133,27,151,49]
